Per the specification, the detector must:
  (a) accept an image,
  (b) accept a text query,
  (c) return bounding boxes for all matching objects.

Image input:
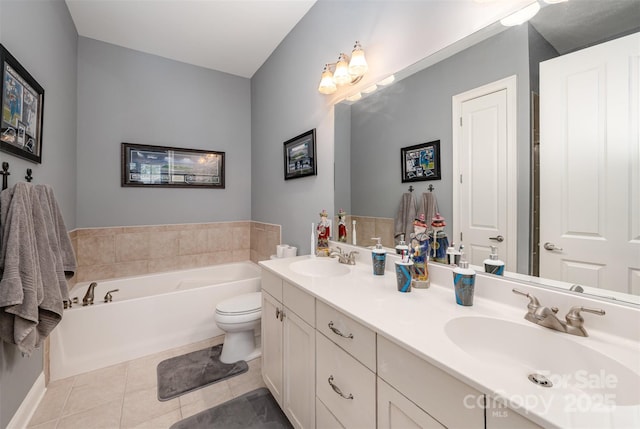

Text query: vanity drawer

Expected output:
[316,333,376,428]
[261,269,283,301]
[316,300,376,371]
[283,281,315,327]
[377,336,484,429]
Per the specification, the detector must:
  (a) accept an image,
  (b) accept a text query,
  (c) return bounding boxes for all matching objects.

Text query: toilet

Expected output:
[214,292,262,364]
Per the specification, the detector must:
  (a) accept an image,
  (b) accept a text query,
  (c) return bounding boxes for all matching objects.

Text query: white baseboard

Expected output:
[7,372,46,429]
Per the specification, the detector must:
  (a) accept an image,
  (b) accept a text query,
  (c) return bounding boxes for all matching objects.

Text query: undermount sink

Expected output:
[289,258,351,278]
[445,316,640,406]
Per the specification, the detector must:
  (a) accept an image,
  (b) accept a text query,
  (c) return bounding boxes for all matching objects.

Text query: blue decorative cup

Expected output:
[394,261,413,293]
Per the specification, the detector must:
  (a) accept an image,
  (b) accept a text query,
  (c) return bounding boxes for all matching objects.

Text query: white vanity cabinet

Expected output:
[261,270,316,429]
[377,377,444,429]
[377,336,485,428]
[315,300,377,428]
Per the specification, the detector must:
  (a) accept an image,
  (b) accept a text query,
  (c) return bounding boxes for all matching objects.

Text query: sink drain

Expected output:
[528,373,553,387]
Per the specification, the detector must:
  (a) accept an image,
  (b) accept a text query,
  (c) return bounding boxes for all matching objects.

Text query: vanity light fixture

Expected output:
[317,41,368,95]
[500,1,540,26]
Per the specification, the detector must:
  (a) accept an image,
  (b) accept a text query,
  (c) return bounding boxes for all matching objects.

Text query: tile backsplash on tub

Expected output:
[69,221,281,286]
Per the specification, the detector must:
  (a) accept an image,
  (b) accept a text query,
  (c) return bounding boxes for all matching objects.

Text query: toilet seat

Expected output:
[215,292,262,324]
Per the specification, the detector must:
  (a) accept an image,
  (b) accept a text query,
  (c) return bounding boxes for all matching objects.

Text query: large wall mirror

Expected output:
[334,0,640,305]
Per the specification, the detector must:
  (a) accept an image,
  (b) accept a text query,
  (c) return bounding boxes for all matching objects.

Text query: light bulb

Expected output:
[348,42,368,77]
[333,54,351,85]
[318,66,337,94]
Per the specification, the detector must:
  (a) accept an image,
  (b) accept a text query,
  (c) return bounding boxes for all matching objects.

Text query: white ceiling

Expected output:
[65,0,316,78]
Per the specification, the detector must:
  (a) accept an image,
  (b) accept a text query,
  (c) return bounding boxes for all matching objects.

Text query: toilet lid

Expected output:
[216,292,262,315]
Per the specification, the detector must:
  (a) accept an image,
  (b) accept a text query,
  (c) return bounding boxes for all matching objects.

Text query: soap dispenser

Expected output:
[452,252,476,306]
[484,245,505,276]
[371,237,386,275]
[395,234,409,255]
[446,242,461,266]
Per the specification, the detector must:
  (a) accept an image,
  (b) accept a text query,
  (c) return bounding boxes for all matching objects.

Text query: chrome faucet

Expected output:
[512,289,605,337]
[82,282,98,306]
[104,289,119,303]
[329,247,359,265]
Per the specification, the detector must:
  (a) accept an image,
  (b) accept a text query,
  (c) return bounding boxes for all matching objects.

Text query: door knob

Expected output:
[543,242,563,251]
[489,235,504,242]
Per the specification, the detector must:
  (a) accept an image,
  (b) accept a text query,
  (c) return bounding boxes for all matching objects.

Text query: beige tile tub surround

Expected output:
[69,221,281,286]
[349,215,395,249]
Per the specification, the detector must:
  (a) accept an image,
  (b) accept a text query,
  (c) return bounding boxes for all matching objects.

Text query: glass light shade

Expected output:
[500,2,540,26]
[318,68,337,94]
[348,48,368,77]
[333,55,351,85]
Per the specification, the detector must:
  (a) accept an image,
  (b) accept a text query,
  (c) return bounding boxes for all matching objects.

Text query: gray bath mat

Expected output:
[170,387,292,429]
[157,344,248,401]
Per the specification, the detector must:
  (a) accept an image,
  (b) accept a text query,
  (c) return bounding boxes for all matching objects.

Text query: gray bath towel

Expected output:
[36,185,75,303]
[0,183,75,355]
[418,192,439,229]
[394,193,417,243]
[0,183,43,354]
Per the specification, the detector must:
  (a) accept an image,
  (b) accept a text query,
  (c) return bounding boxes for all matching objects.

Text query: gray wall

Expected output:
[0,0,77,426]
[347,25,532,273]
[76,37,252,228]
[251,0,530,254]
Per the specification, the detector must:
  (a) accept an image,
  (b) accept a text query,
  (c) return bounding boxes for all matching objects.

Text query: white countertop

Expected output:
[260,250,640,429]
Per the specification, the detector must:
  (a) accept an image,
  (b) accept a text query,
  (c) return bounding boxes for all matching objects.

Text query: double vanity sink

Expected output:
[260,247,640,428]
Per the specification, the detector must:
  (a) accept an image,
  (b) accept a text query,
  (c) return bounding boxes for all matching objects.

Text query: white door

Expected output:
[453,76,518,270]
[539,32,640,294]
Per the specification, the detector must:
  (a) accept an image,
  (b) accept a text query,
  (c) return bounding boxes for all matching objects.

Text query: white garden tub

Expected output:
[49,262,261,380]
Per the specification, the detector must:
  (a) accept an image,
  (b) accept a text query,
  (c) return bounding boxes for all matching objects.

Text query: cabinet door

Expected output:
[316,397,345,429]
[283,309,316,429]
[262,291,283,407]
[378,378,444,429]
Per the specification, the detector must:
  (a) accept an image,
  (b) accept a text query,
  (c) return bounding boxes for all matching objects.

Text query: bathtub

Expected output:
[49,262,261,381]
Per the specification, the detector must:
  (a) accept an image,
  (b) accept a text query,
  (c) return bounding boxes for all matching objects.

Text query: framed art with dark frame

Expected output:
[121,142,225,188]
[283,128,316,180]
[401,140,441,183]
[0,44,45,164]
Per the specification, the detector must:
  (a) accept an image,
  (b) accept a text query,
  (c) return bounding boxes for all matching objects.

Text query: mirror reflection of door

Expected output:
[453,76,518,271]
[539,33,640,294]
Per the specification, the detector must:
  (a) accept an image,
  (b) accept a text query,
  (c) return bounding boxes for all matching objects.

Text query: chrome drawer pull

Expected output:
[328,375,353,400]
[328,321,354,339]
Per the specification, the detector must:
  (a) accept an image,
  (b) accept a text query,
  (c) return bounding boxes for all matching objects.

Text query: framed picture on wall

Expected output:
[0,44,45,164]
[121,142,225,188]
[283,128,316,180]
[401,140,441,182]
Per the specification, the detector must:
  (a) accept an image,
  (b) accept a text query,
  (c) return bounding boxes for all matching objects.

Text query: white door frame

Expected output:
[452,75,518,268]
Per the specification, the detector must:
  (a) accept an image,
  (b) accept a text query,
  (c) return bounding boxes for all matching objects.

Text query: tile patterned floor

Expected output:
[27,336,266,429]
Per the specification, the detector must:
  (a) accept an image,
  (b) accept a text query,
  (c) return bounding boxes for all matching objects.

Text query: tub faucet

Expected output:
[82,282,98,306]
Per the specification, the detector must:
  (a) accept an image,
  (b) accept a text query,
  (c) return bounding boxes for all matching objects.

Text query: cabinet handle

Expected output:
[328,375,353,400]
[280,309,285,321]
[275,308,280,320]
[328,321,354,339]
